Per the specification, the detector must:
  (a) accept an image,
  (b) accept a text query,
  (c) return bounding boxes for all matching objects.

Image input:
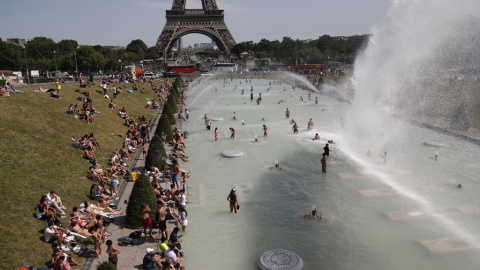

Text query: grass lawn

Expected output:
[0,79,176,269]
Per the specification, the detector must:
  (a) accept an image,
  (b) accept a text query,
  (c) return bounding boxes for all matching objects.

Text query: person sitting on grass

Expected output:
[35,195,57,220]
[119,145,130,160]
[50,247,81,269]
[109,99,117,109]
[0,85,10,97]
[88,133,100,148]
[44,221,68,245]
[46,191,66,216]
[88,164,109,182]
[90,184,110,201]
[83,147,97,165]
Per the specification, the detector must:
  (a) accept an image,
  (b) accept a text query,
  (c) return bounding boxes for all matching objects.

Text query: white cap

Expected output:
[146,248,154,253]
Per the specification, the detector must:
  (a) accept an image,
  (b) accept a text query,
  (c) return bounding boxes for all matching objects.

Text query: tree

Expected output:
[27,37,57,59]
[57,39,78,55]
[125,174,157,228]
[0,40,23,70]
[145,46,160,60]
[120,52,136,65]
[156,114,174,142]
[145,135,167,170]
[163,102,176,126]
[76,45,106,73]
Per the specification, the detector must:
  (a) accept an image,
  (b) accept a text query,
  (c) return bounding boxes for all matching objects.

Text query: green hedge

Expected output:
[96,261,116,270]
[155,114,173,142]
[166,91,178,113]
[163,102,176,125]
[125,174,157,228]
[145,135,167,170]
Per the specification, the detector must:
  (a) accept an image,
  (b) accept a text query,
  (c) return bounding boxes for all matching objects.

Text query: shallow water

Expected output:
[178,77,480,270]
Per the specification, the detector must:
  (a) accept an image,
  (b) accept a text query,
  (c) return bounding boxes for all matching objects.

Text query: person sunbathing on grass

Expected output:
[84,201,122,216]
[72,206,96,220]
[68,216,96,237]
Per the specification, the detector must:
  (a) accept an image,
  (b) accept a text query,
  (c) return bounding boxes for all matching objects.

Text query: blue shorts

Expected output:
[172,174,179,182]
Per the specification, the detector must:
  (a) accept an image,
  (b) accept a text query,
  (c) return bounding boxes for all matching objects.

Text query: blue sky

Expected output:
[1,0,392,47]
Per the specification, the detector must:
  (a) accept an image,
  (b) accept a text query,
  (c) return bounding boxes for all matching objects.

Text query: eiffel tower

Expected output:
[156,0,236,60]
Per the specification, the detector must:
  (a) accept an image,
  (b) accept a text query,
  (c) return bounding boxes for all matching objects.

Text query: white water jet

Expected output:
[343,0,480,250]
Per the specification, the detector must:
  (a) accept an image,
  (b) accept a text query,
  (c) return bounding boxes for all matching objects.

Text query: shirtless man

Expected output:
[138,204,153,237]
[285,108,290,119]
[230,127,235,139]
[307,118,314,131]
[106,240,121,270]
[313,133,320,141]
[171,159,180,189]
[83,147,97,164]
[156,200,168,239]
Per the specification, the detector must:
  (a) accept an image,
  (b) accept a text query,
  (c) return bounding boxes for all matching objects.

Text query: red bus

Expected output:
[166,64,195,73]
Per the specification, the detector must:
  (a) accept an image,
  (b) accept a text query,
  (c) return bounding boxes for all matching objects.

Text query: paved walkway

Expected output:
[80,98,188,270]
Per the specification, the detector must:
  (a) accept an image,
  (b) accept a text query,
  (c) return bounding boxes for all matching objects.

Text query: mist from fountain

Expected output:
[342,0,480,248]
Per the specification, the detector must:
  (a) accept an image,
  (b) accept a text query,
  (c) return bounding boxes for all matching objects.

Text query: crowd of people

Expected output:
[30,76,194,270]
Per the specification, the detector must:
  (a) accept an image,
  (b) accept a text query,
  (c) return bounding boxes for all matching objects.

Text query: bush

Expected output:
[96,261,116,270]
[145,135,167,170]
[125,174,157,228]
[0,79,6,86]
[166,91,178,113]
[156,114,174,142]
[163,102,176,125]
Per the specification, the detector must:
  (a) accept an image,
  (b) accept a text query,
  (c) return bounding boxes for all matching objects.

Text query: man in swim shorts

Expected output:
[308,118,314,131]
[172,159,180,189]
[138,204,153,237]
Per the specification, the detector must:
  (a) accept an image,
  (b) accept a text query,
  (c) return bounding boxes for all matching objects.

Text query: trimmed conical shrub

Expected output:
[145,135,167,170]
[163,101,176,125]
[156,114,174,142]
[125,174,157,228]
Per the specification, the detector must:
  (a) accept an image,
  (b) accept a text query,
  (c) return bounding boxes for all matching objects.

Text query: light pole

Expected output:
[75,52,78,74]
[119,59,122,72]
[54,50,58,78]
[22,45,29,84]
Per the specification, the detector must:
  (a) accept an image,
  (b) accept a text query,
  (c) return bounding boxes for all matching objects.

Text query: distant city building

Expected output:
[6,38,26,46]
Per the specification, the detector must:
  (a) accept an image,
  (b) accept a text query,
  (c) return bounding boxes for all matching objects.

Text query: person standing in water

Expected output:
[263,125,268,137]
[321,153,327,173]
[382,151,388,164]
[315,97,318,104]
[285,108,290,119]
[307,118,314,131]
[230,127,235,139]
[323,143,331,158]
[227,188,238,213]
[214,127,219,141]
[292,122,299,134]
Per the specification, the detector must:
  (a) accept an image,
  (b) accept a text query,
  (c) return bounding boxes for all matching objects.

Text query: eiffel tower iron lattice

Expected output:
[156,0,236,60]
